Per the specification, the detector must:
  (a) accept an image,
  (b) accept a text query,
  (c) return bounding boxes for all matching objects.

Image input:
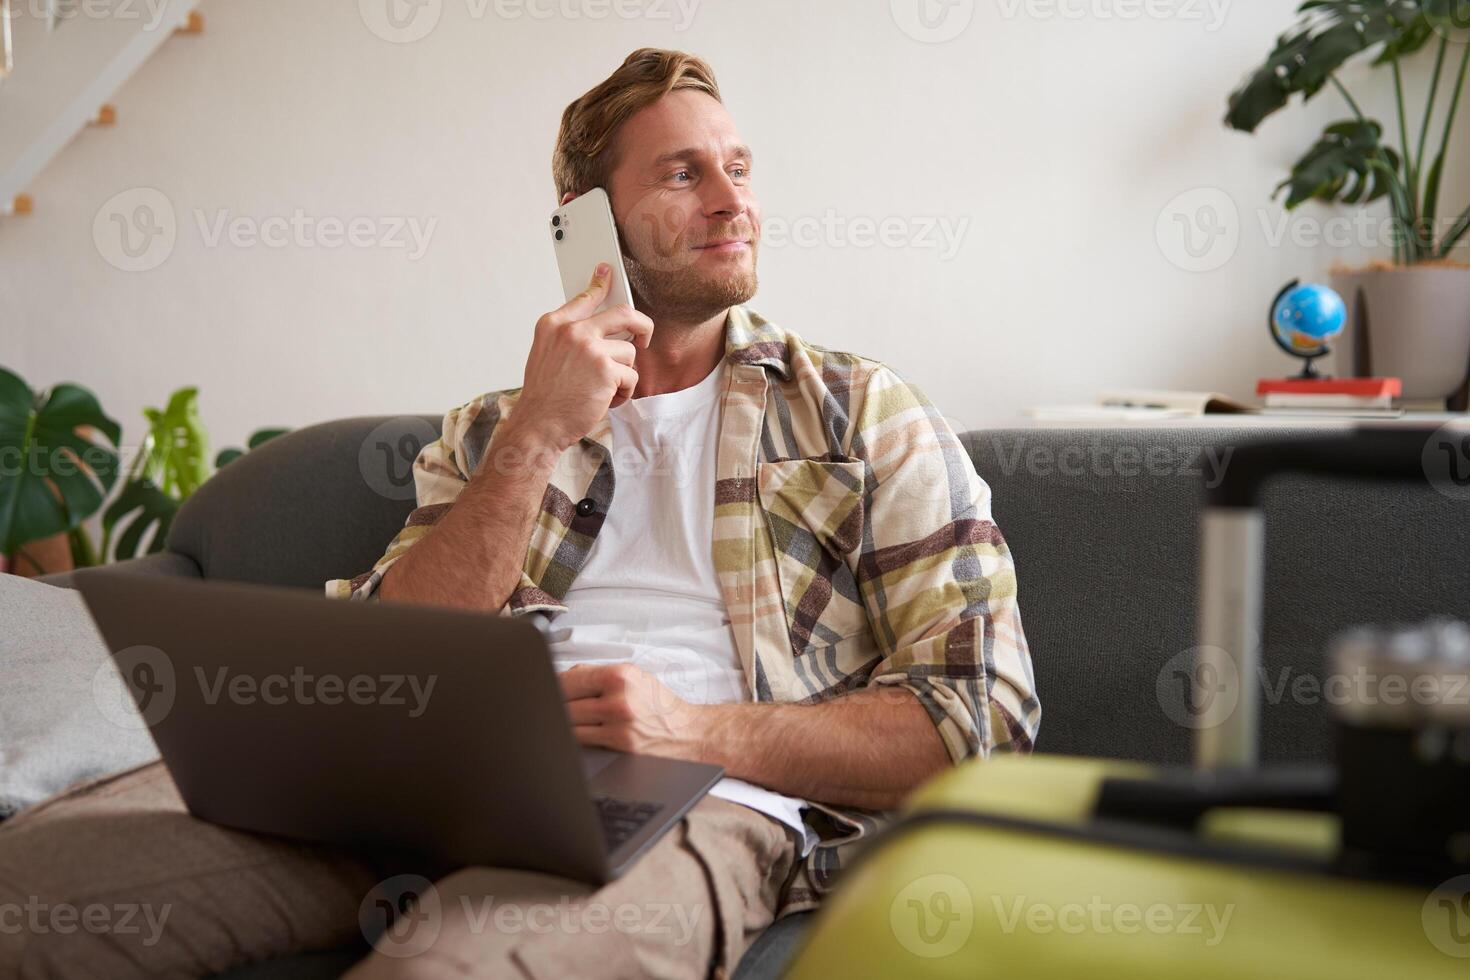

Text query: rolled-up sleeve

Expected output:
[848,364,1040,763]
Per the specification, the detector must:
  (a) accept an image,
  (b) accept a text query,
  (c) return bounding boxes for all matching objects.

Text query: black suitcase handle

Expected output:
[1194,426,1441,769]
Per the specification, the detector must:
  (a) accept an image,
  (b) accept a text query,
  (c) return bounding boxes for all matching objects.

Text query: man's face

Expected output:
[601,89,760,324]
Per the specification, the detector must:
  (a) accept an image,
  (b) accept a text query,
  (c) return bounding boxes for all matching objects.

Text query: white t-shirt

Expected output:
[545,357,817,856]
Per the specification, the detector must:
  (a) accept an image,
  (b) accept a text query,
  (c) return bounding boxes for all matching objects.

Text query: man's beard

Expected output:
[620,230,758,325]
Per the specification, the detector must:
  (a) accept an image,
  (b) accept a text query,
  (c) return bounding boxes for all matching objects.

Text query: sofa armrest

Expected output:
[39,551,203,590]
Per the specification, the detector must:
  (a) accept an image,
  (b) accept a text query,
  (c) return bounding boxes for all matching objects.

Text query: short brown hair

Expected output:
[552,48,722,201]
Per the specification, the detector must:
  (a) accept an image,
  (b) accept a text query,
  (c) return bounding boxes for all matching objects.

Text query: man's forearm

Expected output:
[695,688,951,811]
[379,421,558,611]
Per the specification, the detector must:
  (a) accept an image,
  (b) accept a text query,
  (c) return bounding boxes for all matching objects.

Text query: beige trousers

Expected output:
[0,762,800,979]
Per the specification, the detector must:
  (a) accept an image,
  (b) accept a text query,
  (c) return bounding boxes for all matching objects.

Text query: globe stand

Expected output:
[1269,278,1333,381]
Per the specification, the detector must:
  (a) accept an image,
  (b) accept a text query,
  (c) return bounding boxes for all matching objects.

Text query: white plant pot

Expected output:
[1330,265,1470,402]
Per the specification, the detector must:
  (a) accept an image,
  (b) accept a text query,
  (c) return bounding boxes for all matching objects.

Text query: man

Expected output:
[0,48,1037,979]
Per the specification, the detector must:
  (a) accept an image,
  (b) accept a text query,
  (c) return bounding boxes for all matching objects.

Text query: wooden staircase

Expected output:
[0,0,204,219]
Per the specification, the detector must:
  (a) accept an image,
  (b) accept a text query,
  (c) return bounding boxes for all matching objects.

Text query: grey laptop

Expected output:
[78,574,723,884]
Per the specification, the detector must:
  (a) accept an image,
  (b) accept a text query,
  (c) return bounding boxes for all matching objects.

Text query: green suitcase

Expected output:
[788,431,1470,979]
[787,755,1467,979]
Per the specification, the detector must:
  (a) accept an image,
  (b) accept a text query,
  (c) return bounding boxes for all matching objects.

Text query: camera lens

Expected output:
[552,215,561,227]
[554,229,564,241]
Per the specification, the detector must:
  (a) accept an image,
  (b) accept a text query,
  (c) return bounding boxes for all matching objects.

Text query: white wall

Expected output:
[3,0,1466,451]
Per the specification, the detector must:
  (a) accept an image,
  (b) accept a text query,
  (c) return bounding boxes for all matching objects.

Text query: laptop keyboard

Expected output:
[593,796,664,851]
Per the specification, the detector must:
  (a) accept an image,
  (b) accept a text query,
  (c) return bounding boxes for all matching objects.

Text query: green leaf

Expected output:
[1274,119,1403,208]
[1227,1,1427,133]
[1374,7,1434,62]
[0,367,121,558]
[133,387,210,500]
[1439,202,1470,256]
[246,427,288,450]
[216,427,289,468]
[1423,149,1445,224]
[101,478,180,562]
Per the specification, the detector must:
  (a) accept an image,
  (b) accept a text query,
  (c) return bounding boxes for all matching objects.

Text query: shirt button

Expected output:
[575,497,596,517]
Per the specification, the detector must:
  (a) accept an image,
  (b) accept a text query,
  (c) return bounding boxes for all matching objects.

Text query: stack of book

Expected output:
[1255,377,1402,416]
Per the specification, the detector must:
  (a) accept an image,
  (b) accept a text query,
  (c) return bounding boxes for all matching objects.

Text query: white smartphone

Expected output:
[550,187,635,341]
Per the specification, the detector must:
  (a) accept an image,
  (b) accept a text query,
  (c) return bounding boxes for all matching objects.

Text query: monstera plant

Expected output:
[1228,0,1470,263]
[0,367,287,575]
[0,367,122,572]
[1227,0,1470,402]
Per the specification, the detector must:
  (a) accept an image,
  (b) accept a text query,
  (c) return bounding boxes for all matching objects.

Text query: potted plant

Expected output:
[0,366,286,576]
[1228,0,1470,403]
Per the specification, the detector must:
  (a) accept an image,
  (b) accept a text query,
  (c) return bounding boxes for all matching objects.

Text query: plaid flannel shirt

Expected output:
[327,305,1040,911]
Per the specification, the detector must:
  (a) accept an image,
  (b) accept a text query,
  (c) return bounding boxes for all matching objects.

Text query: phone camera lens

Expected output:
[552,215,561,227]
[554,229,564,241]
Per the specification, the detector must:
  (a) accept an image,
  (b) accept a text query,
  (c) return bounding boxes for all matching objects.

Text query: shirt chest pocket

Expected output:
[756,456,870,657]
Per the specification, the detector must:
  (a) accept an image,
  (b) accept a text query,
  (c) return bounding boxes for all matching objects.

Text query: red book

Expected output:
[1256,377,1402,397]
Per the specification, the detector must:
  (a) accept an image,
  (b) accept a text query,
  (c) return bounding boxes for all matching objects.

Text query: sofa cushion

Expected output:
[167,416,437,589]
[0,575,158,817]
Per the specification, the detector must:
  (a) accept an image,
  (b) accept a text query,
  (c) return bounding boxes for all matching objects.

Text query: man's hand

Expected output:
[559,663,708,761]
[506,264,656,455]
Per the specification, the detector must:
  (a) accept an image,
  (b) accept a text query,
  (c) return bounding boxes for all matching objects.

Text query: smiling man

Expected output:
[335,47,1040,977]
[0,48,1037,980]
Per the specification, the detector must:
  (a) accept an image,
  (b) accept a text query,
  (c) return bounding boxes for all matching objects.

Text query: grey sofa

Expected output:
[39,417,1470,978]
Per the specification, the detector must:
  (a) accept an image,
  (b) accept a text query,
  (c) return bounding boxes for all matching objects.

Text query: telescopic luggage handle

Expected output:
[1194,426,1438,770]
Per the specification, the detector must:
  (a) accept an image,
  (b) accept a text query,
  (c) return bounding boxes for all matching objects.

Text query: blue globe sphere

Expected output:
[1272,283,1346,357]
